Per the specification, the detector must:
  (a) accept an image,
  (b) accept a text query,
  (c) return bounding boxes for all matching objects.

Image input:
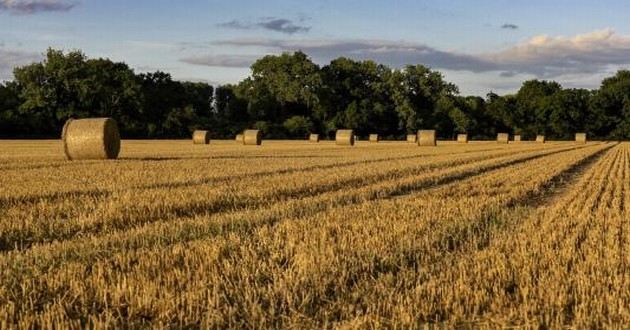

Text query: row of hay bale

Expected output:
[60,117,590,160]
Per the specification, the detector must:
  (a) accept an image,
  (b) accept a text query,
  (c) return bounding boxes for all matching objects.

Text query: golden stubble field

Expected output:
[0,139,628,328]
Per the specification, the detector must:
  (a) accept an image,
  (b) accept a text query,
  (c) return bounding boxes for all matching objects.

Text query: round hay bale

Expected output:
[417,130,437,146]
[192,130,210,144]
[336,129,355,146]
[457,134,468,143]
[497,133,509,144]
[235,134,244,143]
[62,118,120,160]
[243,129,262,145]
[575,133,587,144]
[536,135,546,143]
[406,134,417,143]
[369,134,379,143]
[514,135,522,142]
[309,134,320,143]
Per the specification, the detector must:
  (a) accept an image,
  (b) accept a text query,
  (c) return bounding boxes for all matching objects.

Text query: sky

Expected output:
[2,0,630,95]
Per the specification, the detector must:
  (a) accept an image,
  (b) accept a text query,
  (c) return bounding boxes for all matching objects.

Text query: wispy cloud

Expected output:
[0,0,77,14]
[0,48,41,80]
[183,29,630,79]
[501,23,519,30]
[180,54,262,68]
[217,17,311,34]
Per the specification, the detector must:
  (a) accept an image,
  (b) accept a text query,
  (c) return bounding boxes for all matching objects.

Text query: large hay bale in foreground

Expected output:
[235,134,244,143]
[406,134,417,143]
[536,135,546,143]
[514,135,522,142]
[62,118,120,160]
[576,133,587,144]
[192,130,210,144]
[369,134,379,143]
[336,129,355,146]
[497,133,509,144]
[417,130,437,146]
[309,134,320,143]
[243,130,262,145]
[457,134,468,143]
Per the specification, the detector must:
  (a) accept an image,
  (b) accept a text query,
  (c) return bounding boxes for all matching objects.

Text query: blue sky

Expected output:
[2,0,630,95]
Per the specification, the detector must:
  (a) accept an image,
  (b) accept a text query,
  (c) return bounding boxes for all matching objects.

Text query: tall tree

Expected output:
[389,65,458,136]
[590,70,630,139]
[318,58,396,137]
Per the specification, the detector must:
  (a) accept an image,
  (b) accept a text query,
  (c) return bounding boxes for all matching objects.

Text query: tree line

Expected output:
[1,48,628,140]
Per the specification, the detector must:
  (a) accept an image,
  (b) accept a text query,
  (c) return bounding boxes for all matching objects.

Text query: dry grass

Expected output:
[0,139,626,328]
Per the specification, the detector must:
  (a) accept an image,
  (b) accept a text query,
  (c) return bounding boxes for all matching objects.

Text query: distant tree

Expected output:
[240,51,321,122]
[549,89,591,139]
[214,84,249,136]
[318,58,396,137]
[0,82,25,137]
[514,80,562,137]
[12,48,142,137]
[389,65,458,136]
[590,70,630,139]
[283,115,314,138]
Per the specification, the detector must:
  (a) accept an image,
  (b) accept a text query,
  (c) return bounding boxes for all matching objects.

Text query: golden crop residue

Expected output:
[0,140,626,328]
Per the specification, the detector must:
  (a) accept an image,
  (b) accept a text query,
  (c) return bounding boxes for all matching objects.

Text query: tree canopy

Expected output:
[0,48,628,140]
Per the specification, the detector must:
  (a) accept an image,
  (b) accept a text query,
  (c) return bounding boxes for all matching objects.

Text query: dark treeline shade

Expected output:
[0,48,628,140]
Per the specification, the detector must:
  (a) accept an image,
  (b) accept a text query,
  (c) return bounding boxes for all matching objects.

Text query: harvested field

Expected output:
[0,139,627,328]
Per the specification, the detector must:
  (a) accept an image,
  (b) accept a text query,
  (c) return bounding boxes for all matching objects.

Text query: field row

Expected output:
[0,141,621,327]
[0,143,591,252]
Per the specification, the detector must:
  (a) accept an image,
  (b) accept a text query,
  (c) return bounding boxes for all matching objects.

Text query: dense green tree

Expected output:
[0,82,25,137]
[389,65,458,136]
[283,115,314,138]
[12,49,142,137]
[549,89,591,139]
[2,48,628,140]
[590,70,630,139]
[514,80,562,138]
[318,58,396,137]
[239,51,321,123]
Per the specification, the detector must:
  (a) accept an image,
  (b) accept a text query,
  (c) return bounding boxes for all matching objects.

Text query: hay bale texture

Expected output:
[457,134,468,143]
[336,129,355,146]
[576,133,587,144]
[514,135,522,142]
[369,134,379,143]
[417,130,437,146]
[62,118,121,160]
[235,134,244,143]
[407,134,417,143]
[192,130,210,144]
[497,133,509,144]
[243,130,262,145]
[536,135,546,143]
[309,134,320,143]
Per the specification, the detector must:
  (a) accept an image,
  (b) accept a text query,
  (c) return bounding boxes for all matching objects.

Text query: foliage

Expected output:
[1,48,629,139]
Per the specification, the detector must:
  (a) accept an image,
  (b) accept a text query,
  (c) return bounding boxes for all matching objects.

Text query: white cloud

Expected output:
[487,28,630,77]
